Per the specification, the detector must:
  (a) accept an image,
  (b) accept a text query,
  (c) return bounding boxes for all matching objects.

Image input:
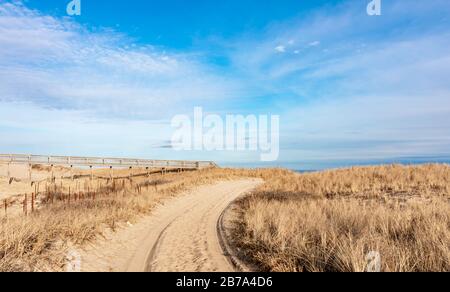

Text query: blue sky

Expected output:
[1,0,450,170]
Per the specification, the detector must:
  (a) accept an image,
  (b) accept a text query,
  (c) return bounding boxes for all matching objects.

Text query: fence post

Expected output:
[31,192,35,213]
[28,163,32,182]
[50,164,54,182]
[23,194,28,216]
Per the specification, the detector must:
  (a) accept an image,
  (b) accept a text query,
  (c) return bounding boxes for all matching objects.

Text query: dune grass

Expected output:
[0,168,245,271]
[231,164,450,272]
[1,164,449,272]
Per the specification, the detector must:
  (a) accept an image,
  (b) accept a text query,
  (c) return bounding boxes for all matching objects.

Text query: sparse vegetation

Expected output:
[231,164,450,272]
[1,164,449,272]
[0,167,245,271]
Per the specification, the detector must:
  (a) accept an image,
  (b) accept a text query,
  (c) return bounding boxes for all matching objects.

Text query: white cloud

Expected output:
[0,2,240,121]
[0,2,251,160]
[1,0,450,166]
[225,0,450,161]
[274,45,286,53]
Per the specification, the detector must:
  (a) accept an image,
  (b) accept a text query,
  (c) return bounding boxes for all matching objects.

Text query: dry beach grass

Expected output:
[231,164,450,272]
[0,167,246,271]
[0,164,448,272]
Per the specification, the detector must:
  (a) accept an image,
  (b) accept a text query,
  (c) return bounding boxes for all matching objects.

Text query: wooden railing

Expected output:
[0,154,217,170]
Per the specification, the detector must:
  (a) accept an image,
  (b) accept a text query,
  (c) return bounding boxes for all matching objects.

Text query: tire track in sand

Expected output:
[80,179,261,272]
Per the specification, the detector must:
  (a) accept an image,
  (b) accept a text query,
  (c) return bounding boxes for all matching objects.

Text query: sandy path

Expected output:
[79,179,261,272]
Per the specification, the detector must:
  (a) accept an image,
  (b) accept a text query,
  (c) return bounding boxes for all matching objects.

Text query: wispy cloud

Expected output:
[0,1,248,159]
[1,0,450,167]
[225,0,450,161]
[0,2,240,121]
[274,45,286,53]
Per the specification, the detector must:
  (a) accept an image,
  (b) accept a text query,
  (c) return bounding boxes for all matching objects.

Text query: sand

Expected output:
[0,163,161,200]
[0,163,167,218]
[77,179,262,272]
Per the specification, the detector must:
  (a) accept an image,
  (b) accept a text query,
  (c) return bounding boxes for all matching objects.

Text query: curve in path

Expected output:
[124,179,262,272]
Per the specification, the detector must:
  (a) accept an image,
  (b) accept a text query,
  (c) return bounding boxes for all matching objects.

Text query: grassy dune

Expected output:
[231,164,450,272]
[1,164,449,272]
[0,168,246,271]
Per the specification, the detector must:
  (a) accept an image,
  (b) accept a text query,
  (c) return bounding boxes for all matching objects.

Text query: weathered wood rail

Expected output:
[0,154,217,170]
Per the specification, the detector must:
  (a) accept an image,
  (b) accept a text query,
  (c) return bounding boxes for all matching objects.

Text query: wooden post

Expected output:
[23,194,28,216]
[3,199,7,217]
[110,166,113,181]
[90,166,93,181]
[70,165,74,181]
[50,164,54,182]
[36,182,40,200]
[28,163,32,182]
[31,192,35,213]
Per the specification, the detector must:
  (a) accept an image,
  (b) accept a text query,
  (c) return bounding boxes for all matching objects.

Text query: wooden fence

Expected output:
[0,154,217,170]
[0,154,218,217]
